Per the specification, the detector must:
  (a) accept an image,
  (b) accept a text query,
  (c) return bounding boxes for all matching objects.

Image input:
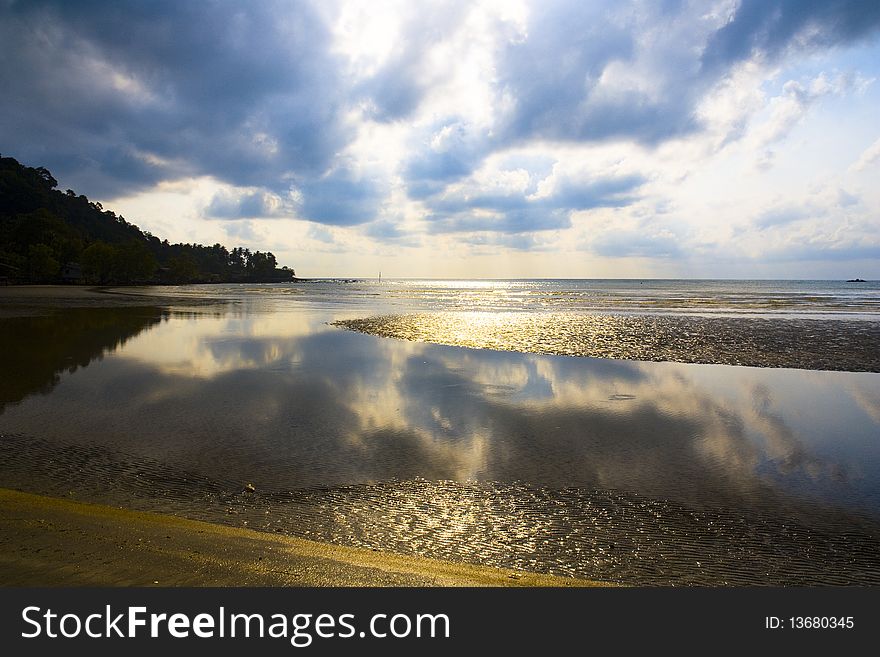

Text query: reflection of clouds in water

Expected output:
[300,335,493,482]
[749,384,845,482]
[118,311,325,377]
[849,383,880,425]
[5,299,880,585]
[3,313,878,511]
[328,337,867,504]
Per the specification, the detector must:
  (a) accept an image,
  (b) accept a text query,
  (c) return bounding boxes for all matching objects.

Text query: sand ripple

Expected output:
[335,312,880,372]
[4,434,879,586]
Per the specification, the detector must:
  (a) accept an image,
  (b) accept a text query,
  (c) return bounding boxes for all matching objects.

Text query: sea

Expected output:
[1,278,879,585]
[160,277,880,316]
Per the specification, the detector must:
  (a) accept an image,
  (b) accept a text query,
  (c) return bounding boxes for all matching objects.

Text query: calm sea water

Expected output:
[154,278,880,318]
[1,279,879,585]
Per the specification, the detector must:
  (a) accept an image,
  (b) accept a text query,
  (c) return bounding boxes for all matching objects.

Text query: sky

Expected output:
[1,0,879,279]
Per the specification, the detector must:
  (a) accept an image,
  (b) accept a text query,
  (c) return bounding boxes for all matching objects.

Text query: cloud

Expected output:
[837,188,859,207]
[354,1,468,122]
[307,225,336,244]
[850,136,880,171]
[2,0,880,274]
[419,150,647,231]
[0,0,349,198]
[739,194,880,265]
[206,189,289,220]
[223,220,260,243]
[469,182,640,215]
[394,0,716,199]
[428,208,571,234]
[460,233,556,251]
[543,173,646,210]
[753,186,862,231]
[750,74,857,156]
[402,119,492,199]
[754,149,776,171]
[494,0,721,146]
[362,218,420,246]
[294,167,385,226]
[766,242,880,262]
[753,204,816,230]
[423,166,645,234]
[589,230,683,259]
[702,0,880,72]
[494,0,880,152]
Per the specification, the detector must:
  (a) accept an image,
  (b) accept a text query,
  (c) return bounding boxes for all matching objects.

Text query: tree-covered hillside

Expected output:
[0,155,295,284]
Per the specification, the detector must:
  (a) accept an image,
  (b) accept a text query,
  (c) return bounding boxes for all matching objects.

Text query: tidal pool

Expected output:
[1,287,879,585]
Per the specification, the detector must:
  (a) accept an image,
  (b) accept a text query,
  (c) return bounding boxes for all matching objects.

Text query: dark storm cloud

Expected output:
[0,0,349,198]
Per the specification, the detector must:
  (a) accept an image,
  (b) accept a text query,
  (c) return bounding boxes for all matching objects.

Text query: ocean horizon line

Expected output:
[296,276,876,282]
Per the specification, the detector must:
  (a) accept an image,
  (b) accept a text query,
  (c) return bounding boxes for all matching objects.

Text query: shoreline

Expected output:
[2,287,880,585]
[0,284,219,316]
[4,285,879,372]
[0,488,604,587]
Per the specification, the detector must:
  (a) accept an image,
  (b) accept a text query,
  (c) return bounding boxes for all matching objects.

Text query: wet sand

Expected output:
[3,285,879,586]
[336,311,880,372]
[7,287,878,372]
[0,489,601,587]
[0,285,219,316]
[0,288,604,587]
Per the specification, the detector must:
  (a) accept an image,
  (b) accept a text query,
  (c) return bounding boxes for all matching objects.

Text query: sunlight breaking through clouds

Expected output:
[2,0,879,277]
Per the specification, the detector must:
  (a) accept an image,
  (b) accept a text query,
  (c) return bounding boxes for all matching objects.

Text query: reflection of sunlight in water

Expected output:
[3,304,877,508]
[2,296,880,584]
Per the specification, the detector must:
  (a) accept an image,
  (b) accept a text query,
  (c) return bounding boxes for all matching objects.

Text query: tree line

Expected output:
[0,155,295,285]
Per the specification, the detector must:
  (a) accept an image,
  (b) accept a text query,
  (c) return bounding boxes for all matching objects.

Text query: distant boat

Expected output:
[847,278,866,282]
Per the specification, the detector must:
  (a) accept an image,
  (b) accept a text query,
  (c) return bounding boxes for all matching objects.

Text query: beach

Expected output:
[2,282,880,586]
[0,488,594,586]
[0,284,224,315]
[0,286,599,587]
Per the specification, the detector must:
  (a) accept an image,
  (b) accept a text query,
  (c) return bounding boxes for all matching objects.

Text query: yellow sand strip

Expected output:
[0,488,607,587]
